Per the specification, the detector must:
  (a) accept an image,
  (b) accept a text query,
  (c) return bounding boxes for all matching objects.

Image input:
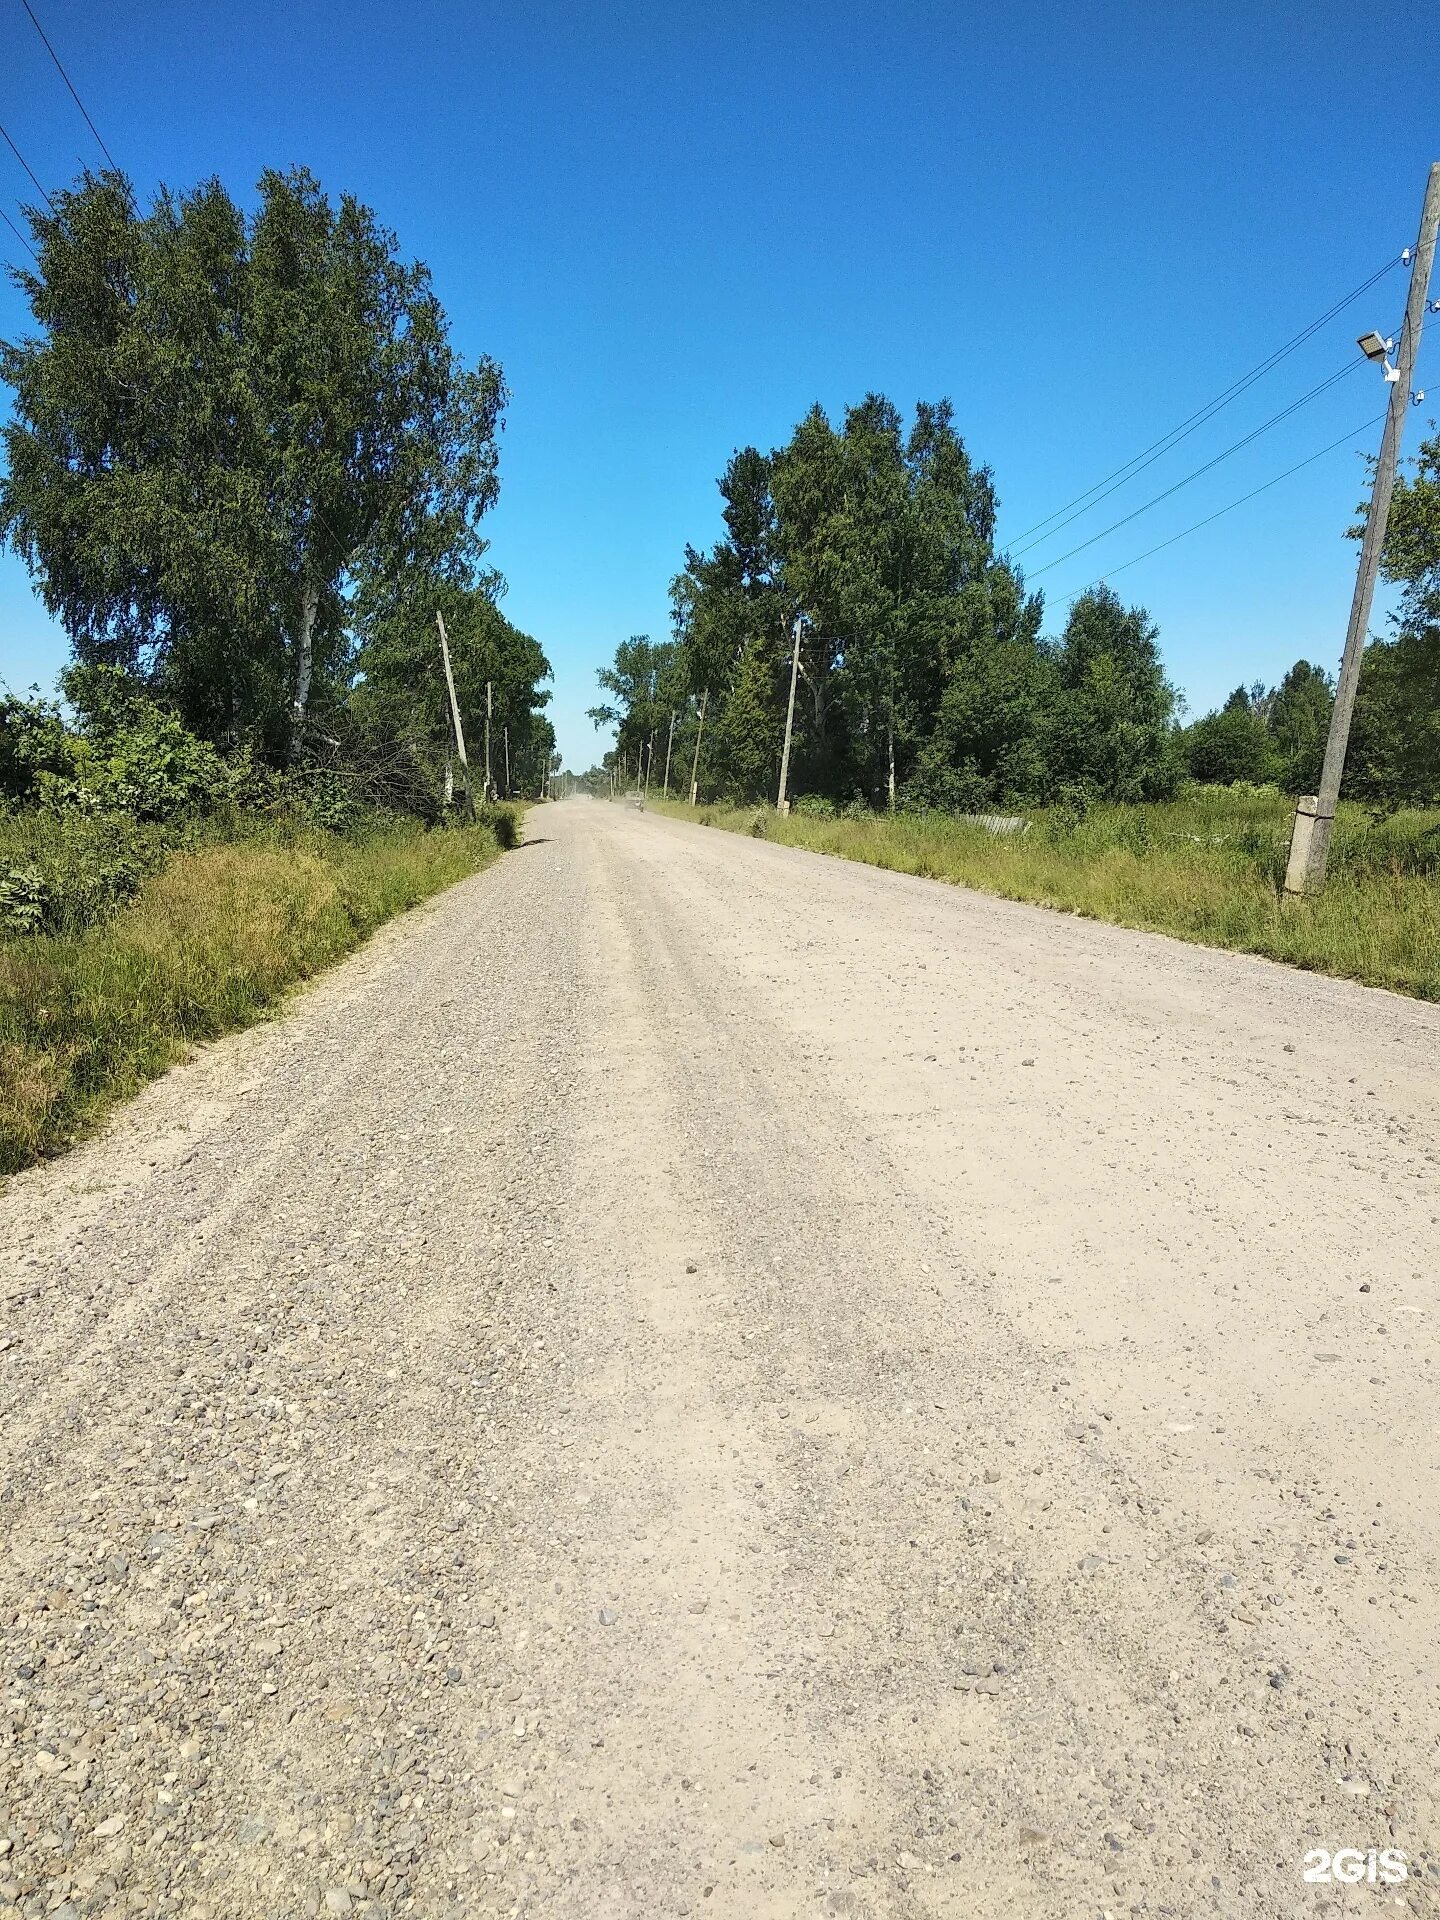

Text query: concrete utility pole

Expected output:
[688,688,709,806]
[435,611,476,822]
[662,709,677,795]
[483,681,493,803]
[776,615,803,813]
[1285,160,1440,896]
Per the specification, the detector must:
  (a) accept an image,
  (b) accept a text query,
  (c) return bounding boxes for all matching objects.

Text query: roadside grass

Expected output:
[0,813,515,1176]
[650,790,1440,1001]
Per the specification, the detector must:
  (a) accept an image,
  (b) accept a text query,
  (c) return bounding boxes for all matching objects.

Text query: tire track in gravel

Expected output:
[0,864,518,1468]
[0,835,586,1919]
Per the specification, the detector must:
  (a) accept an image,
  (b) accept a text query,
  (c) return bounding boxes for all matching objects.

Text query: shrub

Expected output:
[475,801,521,850]
[0,811,167,937]
[0,691,78,805]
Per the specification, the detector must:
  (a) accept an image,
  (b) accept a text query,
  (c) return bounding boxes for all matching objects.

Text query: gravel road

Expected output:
[2,797,1438,1920]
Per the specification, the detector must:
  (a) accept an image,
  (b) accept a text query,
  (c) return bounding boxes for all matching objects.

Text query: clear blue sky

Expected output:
[2,0,1436,767]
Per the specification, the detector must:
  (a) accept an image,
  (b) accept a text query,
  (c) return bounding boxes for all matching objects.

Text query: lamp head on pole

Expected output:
[1357,331,1402,382]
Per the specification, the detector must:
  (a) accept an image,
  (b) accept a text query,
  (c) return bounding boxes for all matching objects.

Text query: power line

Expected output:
[1008,253,1403,555]
[1025,353,1368,580]
[0,116,56,211]
[17,0,120,172]
[1046,414,1386,609]
[1,202,39,265]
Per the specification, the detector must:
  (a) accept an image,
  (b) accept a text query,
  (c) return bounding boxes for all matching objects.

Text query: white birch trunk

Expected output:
[289,582,319,758]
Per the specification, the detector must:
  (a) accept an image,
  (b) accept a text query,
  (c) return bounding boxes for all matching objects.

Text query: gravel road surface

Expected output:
[2,797,1438,1920]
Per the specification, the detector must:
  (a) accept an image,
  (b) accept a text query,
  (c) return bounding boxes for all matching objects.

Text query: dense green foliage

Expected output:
[597,395,1184,810]
[0,162,545,1173]
[1345,425,1440,806]
[1180,664,1335,790]
[0,674,520,939]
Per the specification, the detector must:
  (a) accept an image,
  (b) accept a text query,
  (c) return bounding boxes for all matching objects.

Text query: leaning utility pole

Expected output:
[435,611,476,822]
[776,615,803,813]
[662,709,677,795]
[483,681,493,803]
[688,688,709,805]
[1285,161,1440,896]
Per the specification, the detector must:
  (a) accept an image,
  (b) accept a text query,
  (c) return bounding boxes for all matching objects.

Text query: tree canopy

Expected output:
[2,166,511,767]
[596,394,1181,810]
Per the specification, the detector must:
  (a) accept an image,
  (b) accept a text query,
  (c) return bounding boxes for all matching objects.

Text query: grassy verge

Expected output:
[0,814,512,1176]
[651,791,1440,1001]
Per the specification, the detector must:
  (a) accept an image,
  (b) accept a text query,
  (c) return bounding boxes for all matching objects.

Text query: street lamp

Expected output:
[1357,331,1401,382]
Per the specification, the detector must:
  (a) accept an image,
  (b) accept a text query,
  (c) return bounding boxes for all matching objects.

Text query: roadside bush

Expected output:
[475,801,521,850]
[0,691,79,804]
[44,667,245,823]
[0,810,168,937]
[897,760,994,816]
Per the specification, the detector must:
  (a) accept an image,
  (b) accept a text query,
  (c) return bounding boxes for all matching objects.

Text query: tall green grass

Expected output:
[653,789,1440,1001]
[0,815,513,1175]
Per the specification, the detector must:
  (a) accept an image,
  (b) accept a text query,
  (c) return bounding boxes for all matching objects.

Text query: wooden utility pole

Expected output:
[1285,161,1440,896]
[776,616,803,813]
[688,688,709,805]
[662,709,677,794]
[435,611,476,821]
[483,681,493,802]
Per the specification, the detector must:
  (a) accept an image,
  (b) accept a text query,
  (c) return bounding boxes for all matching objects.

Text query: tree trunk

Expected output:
[887,717,896,812]
[442,743,454,809]
[289,582,319,762]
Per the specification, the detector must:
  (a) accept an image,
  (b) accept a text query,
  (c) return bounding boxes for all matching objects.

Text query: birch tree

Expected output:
[1,166,504,759]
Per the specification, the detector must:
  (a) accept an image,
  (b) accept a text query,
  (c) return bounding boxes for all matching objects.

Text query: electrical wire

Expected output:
[1025,354,1369,580]
[0,116,56,211]
[1008,253,1404,554]
[1,202,39,265]
[1045,414,1386,609]
[17,0,120,172]
[1030,307,1433,590]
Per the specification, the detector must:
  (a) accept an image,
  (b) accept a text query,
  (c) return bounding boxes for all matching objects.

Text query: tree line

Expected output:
[1,166,554,810]
[590,395,1440,813]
